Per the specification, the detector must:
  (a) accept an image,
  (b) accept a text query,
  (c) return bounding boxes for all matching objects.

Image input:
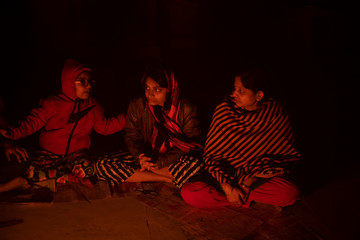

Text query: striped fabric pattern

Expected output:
[95,152,138,186]
[169,155,204,188]
[203,98,300,186]
[95,151,203,188]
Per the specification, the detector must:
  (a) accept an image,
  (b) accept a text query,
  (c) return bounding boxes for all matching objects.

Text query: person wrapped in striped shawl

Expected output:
[181,68,300,208]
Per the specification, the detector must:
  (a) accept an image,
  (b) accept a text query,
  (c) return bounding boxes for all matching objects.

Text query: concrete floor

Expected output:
[0,176,358,240]
[0,198,189,240]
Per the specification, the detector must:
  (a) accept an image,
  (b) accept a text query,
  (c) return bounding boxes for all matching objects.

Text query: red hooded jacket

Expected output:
[8,59,126,155]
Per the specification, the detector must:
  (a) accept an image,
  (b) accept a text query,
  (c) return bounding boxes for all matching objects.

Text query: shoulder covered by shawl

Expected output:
[213,98,285,118]
[204,97,299,185]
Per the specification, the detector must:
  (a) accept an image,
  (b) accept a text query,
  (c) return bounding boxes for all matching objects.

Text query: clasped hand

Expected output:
[0,128,9,138]
[139,153,158,171]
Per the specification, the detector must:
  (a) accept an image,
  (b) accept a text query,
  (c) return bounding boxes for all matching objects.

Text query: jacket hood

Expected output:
[61,59,93,100]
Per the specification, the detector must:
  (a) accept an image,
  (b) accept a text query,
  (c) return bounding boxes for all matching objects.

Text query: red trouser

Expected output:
[180,177,300,209]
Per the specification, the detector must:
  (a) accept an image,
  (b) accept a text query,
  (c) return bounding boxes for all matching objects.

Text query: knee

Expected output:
[94,159,106,177]
[180,182,211,208]
[253,177,300,207]
[180,182,203,204]
[282,182,300,206]
[273,178,300,207]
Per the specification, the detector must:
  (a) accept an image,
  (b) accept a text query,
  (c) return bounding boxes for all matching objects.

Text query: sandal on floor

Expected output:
[137,182,158,196]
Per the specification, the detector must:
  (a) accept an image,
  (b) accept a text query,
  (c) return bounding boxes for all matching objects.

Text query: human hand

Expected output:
[10,177,30,189]
[4,177,30,192]
[221,183,250,205]
[3,142,28,163]
[0,129,9,138]
[139,153,158,171]
[256,168,285,178]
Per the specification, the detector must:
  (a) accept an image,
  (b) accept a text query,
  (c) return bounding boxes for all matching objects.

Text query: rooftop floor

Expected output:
[0,175,358,240]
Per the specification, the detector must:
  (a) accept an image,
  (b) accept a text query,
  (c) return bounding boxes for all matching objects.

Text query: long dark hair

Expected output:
[142,63,170,88]
[235,68,267,93]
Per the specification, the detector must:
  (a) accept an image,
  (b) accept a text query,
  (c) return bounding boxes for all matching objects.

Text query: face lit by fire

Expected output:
[75,71,93,100]
[144,77,169,107]
[230,76,264,111]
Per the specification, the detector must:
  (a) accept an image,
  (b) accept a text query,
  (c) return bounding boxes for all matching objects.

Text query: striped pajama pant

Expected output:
[95,151,203,188]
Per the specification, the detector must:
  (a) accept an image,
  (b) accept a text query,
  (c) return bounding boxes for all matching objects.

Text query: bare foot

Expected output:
[6,177,30,191]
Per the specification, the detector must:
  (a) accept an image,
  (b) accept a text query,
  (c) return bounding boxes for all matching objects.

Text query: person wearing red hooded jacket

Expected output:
[0,59,126,186]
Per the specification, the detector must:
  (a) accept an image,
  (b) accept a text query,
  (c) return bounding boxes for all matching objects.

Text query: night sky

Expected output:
[1,0,353,192]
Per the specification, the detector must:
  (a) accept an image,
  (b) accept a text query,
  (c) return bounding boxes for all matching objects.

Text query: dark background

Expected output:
[1,0,353,194]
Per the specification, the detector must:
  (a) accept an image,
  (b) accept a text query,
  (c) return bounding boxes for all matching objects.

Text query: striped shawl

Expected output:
[203,97,300,187]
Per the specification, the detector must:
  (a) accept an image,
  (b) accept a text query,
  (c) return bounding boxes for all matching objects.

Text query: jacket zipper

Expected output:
[65,98,80,155]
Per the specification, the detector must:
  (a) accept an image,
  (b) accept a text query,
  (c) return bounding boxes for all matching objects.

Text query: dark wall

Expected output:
[1,0,351,192]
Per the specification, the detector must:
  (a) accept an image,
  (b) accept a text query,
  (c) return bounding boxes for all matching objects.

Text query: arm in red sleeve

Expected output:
[93,104,126,135]
[8,99,53,140]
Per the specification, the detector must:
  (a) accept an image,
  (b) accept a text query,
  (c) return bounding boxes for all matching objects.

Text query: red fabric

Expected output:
[8,59,126,155]
[180,177,300,209]
[143,69,202,154]
[67,174,94,188]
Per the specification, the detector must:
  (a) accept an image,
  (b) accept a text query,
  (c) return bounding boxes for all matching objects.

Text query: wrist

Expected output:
[240,183,250,190]
[221,183,233,195]
[243,177,256,187]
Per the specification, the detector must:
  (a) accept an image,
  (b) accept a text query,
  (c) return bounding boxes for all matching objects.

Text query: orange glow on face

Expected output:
[75,72,93,100]
[231,76,260,111]
[144,77,169,107]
